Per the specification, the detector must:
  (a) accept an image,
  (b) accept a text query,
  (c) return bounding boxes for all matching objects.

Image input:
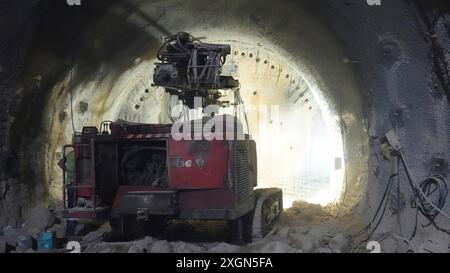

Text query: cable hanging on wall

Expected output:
[69,63,75,134]
[352,130,449,251]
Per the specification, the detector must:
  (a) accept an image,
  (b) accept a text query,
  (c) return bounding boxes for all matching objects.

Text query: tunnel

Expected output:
[1,0,450,253]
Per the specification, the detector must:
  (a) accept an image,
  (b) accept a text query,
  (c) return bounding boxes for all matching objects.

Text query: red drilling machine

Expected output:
[60,32,282,242]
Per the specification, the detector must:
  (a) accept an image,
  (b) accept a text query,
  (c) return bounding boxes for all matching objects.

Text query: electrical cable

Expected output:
[353,143,449,248]
[353,173,396,241]
[395,156,404,237]
[399,151,450,221]
[392,233,417,253]
[353,173,395,237]
[409,206,419,241]
[415,175,448,222]
[360,179,394,243]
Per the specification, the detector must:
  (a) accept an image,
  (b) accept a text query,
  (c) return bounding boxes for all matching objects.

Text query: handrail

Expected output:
[62,144,74,210]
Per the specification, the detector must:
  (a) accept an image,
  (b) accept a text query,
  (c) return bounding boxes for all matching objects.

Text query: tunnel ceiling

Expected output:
[1,0,450,252]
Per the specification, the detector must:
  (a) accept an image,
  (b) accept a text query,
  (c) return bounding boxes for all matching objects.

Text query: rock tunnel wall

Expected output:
[0,0,46,226]
[0,0,449,251]
[309,0,450,251]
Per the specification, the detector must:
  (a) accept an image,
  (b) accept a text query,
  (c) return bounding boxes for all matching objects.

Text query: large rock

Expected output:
[414,234,450,253]
[3,226,18,246]
[171,241,204,253]
[150,240,170,253]
[23,206,55,232]
[328,233,352,252]
[48,224,66,239]
[128,245,145,253]
[207,242,240,253]
[16,235,32,252]
[289,225,311,235]
[130,236,154,253]
[314,247,333,253]
[85,242,133,253]
[260,241,299,253]
[24,227,41,240]
[288,230,315,252]
[289,235,314,252]
[82,231,103,244]
[276,226,290,238]
[96,222,112,234]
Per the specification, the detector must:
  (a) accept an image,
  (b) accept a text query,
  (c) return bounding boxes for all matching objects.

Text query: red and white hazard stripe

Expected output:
[122,133,171,139]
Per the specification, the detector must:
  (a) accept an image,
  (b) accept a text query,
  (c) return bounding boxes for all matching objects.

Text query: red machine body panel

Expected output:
[168,139,229,190]
[178,190,235,209]
[63,117,256,221]
[111,186,172,208]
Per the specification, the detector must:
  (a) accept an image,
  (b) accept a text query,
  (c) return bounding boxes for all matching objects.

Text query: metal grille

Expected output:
[236,149,250,200]
[124,124,172,134]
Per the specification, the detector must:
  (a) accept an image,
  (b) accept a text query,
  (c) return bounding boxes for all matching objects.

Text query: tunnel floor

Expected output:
[79,201,364,253]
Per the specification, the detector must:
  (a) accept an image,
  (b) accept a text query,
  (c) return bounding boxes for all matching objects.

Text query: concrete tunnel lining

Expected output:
[3,0,450,253]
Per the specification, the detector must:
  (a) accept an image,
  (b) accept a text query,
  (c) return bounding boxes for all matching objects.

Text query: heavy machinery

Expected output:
[153,31,239,109]
[60,32,282,242]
